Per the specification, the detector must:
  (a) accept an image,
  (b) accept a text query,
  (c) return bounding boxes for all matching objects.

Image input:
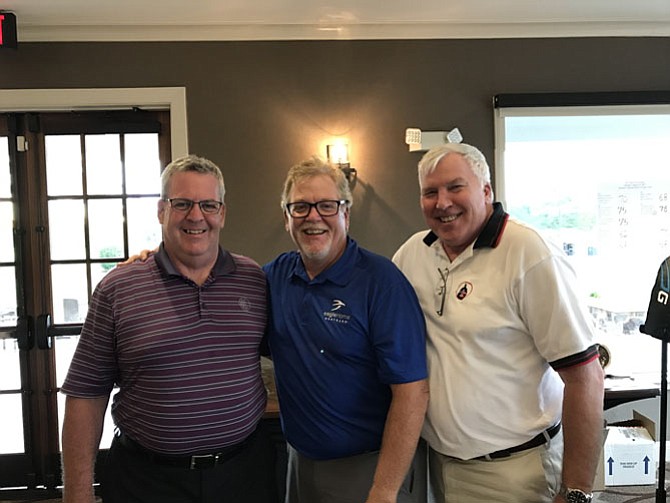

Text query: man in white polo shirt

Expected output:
[392,142,604,503]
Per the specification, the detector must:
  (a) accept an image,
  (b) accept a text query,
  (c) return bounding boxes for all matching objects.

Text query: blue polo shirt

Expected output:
[263,238,427,460]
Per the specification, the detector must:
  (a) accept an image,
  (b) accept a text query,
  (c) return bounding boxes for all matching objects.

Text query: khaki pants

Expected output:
[429,431,563,503]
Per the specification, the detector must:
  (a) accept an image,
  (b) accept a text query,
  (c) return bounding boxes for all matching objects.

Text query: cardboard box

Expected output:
[595,411,656,487]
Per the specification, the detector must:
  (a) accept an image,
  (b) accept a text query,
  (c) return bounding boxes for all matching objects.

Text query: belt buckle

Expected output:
[189,454,218,469]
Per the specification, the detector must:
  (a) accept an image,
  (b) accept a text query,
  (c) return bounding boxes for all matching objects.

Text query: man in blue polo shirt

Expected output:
[263,156,429,503]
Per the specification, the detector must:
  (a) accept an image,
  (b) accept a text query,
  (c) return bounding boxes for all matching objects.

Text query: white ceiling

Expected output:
[3,0,670,42]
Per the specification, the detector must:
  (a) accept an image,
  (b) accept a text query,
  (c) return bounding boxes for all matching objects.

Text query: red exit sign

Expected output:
[0,12,17,49]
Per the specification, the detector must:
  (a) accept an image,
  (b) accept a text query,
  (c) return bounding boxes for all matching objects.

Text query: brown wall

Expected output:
[1,37,669,264]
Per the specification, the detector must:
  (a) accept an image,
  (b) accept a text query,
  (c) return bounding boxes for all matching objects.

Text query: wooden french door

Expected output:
[0,110,170,492]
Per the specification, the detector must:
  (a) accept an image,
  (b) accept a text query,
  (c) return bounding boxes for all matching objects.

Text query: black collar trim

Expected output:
[422,202,509,250]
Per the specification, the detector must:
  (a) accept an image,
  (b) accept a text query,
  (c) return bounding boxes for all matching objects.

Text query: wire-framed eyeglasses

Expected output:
[436,267,448,316]
[164,198,224,214]
[285,199,348,218]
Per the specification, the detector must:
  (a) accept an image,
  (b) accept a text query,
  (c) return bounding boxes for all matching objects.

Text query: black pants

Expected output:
[100,423,279,503]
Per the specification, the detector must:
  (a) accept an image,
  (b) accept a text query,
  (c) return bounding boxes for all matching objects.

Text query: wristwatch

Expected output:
[559,484,593,503]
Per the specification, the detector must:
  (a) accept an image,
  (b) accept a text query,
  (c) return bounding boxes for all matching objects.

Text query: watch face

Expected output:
[598,343,610,369]
[567,489,591,503]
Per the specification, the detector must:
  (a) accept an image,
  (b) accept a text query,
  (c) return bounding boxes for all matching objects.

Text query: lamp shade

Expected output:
[327,143,349,165]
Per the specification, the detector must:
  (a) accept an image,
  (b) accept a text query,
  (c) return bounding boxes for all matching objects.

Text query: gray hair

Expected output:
[161,154,226,202]
[418,143,492,197]
[280,156,353,209]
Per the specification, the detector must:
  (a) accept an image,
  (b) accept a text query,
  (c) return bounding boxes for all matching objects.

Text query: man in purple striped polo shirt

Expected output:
[61,155,277,503]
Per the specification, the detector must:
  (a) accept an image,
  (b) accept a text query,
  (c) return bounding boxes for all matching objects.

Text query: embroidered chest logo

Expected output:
[238,297,252,312]
[455,282,473,300]
[323,299,351,324]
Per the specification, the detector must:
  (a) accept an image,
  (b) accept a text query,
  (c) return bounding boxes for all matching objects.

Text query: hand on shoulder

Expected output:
[117,247,158,266]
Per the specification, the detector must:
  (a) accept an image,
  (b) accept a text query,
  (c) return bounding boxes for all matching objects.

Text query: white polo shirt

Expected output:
[393,203,597,460]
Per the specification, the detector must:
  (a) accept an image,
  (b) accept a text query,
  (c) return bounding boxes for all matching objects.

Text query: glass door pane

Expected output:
[46,131,163,450]
[0,134,23,456]
[0,395,23,454]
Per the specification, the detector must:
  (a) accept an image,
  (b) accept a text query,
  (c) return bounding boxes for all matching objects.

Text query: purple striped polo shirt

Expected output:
[61,245,268,455]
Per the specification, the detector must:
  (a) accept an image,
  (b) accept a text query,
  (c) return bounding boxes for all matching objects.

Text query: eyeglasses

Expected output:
[285,199,348,218]
[164,198,224,214]
[436,268,448,316]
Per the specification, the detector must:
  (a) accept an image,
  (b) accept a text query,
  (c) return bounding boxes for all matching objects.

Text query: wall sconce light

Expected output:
[327,142,357,186]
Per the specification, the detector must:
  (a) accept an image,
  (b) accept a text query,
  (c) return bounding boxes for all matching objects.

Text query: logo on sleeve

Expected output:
[323,299,351,323]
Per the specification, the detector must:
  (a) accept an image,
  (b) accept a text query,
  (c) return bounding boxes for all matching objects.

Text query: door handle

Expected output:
[14,315,33,350]
[36,313,52,350]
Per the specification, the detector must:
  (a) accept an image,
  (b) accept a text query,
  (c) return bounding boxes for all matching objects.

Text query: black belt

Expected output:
[475,422,561,460]
[115,430,254,469]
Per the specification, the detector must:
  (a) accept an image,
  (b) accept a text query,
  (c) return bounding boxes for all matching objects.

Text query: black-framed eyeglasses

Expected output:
[436,267,448,316]
[285,199,348,218]
[164,198,224,214]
